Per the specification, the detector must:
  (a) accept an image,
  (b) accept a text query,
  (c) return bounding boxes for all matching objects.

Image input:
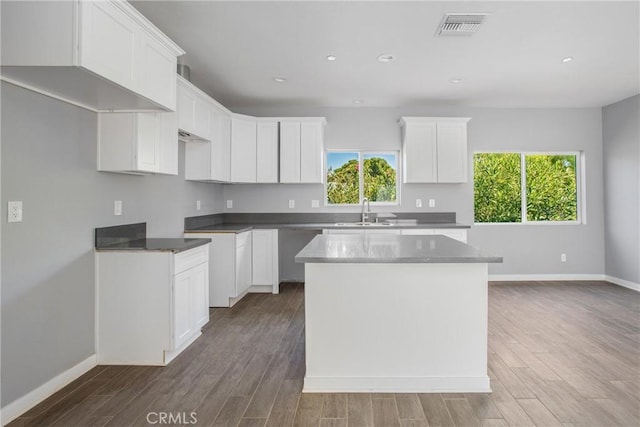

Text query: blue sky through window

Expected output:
[327,152,397,170]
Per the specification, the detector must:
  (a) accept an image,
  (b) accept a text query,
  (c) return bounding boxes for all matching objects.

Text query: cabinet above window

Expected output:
[0,0,184,112]
[399,117,471,183]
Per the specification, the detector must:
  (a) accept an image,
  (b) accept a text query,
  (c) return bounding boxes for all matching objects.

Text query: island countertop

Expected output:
[295,234,503,264]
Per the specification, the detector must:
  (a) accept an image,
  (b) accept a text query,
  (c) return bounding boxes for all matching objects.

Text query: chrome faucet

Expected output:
[361,197,371,223]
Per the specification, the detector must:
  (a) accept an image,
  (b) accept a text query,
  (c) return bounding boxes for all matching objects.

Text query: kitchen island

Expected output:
[295,233,502,393]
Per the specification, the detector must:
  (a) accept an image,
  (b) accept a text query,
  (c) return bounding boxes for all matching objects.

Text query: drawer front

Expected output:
[174,244,209,274]
[400,229,434,235]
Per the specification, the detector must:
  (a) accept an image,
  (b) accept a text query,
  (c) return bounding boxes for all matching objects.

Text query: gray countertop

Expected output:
[185,222,471,234]
[95,238,211,253]
[295,234,502,264]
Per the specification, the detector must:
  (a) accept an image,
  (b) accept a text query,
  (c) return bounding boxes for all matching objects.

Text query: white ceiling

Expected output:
[132,1,640,109]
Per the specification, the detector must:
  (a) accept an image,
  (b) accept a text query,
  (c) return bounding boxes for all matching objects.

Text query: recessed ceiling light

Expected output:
[326,55,337,61]
[273,77,287,83]
[353,99,364,104]
[449,78,463,84]
[561,56,574,63]
[377,54,395,63]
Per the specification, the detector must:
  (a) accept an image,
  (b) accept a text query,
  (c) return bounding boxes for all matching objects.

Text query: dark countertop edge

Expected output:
[185,223,471,233]
[95,238,211,253]
[294,256,503,264]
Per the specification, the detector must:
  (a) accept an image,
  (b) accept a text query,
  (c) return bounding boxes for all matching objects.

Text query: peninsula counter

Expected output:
[295,234,502,393]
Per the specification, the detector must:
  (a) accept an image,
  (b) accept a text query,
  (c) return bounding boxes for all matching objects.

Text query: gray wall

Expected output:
[603,95,640,284]
[231,105,605,276]
[0,82,224,406]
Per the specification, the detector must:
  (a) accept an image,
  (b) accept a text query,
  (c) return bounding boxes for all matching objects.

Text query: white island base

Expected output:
[303,262,490,393]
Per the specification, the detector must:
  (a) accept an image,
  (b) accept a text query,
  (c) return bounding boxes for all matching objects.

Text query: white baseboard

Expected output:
[488,274,605,282]
[604,275,640,292]
[1,354,97,426]
[488,274,639,292]
[303,376,491,393]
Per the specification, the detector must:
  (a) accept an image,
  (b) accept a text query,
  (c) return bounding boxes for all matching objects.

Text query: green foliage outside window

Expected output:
[474,153,578,223]
[327,154,397,204]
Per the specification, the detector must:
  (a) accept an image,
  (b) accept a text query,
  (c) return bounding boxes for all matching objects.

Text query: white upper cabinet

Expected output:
[279,118,326,183]
[279,121,302,183]
[230,115,258,183]
[98,111,178,175]
[256,120,280,183]
[177,77,213,142]
[0,0,184,111]
[400,117,470,183]
[184,102,232,182]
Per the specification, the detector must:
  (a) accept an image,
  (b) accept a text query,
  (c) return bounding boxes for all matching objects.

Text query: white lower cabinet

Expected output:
[187,229,280,307]
[252,229,280,292]
[96,244,209,365]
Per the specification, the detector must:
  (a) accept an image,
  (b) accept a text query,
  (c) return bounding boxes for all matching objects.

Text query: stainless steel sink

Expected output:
[334,222,394,226]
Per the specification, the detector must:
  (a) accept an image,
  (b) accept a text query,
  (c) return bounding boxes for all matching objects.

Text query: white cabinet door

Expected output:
[231,116,257,182]
[437,122,468,183]
[177,82,197,135]
[279,121,301,183]
[177,78,212,141]
[235,232,252,296]
[300,121,324,183]
[252,230,278,286]
[190,263,209,329]
[159,112,178,175]
[256,121,279,183]
[213,113,232,182]
[402,119,437,183]
[135,113,161,172]
[173,269,194,350]
[136,31,177,111]
[79,0,137,92]
[193,98,212,142]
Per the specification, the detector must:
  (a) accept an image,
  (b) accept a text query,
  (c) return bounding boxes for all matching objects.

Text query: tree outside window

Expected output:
[474,152,580,223]
[326,152,398,205]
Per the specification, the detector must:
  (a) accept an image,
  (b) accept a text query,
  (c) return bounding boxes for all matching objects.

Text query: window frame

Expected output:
[324,149,401,207]
[473,150,585,226]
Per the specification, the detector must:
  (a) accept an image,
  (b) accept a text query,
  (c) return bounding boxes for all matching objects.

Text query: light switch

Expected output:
[114,200,122,216]
[196,200,201,211]
[226,200,233,209]
[288,200,295,209]
[311,200,319,208]
[429,199,436,208]
[8,201,23,223]
[416,199,422,208]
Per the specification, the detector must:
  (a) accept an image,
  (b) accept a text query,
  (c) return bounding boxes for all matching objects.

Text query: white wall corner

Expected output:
[604,275,640,292]
[1,354,97,426]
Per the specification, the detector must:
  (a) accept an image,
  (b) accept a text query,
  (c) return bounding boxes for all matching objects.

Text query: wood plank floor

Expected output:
[9,281,639,426]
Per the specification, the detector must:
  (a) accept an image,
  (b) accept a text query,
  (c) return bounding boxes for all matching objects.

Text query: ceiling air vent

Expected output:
[436,13,488,36]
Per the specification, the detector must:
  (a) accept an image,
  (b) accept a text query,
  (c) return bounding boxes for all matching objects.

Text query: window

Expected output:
[326,151,398,205]
[474,152,581,223]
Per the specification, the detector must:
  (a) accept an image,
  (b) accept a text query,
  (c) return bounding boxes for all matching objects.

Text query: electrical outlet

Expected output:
[226,200,233,209]
[114,200,122,216]
[416,199,422,208]
[196,200,201,211]
[288,200,295,209]
[429,199,436,208]
[8,201,23,223]
[561,253,567,262]
[311,200,319,208]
